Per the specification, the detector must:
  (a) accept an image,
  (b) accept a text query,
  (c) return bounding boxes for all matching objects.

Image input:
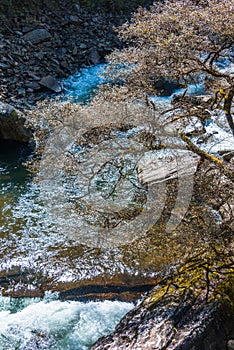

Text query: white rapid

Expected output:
[0,292,133,350]
[63,64,107,102]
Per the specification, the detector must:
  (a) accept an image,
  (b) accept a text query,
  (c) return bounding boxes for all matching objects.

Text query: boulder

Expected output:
[68,15,82,25]
[154,77,181,96]
[92,250,234,350]
[23,29,51,44]
[89,48,101,65]
[39,75,62,93]
[0,102,32,142]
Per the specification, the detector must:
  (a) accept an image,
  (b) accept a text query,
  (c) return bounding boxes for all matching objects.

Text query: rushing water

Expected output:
[63,64,107,102]
[0,67,137,350]
[0,139,134,349]
[0,292,133,350]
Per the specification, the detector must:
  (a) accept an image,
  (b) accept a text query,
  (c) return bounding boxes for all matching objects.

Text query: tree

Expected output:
[103,0,234,182]
[89,3,234,347]
[107,0,234,132]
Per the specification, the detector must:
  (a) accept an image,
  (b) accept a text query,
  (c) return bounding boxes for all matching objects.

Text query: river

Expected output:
[0,65,135,350]
[0,64,233,350]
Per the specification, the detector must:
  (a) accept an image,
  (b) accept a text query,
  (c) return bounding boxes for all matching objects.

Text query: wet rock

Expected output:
[0,102,32,142]
[24,332,55,350]
[0,266,158,302]
[39,75,62,93]
[154,77,181,96]
[92,251,234,350]
[23,29,52,44]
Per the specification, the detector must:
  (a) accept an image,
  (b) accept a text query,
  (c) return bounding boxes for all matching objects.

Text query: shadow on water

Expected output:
[0,140,32,192]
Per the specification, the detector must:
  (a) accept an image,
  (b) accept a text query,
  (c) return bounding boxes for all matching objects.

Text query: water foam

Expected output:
[0,292,133,350]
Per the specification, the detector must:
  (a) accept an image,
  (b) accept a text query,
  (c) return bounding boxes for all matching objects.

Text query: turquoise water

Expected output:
[63,64,107,102]
[0,292,133,350]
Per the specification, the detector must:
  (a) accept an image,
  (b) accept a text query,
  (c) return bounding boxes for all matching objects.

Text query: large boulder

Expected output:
[92,249,234,350]
[0,102,32,142]
[23,29,51,44]
[39,75,62,93]
[89,48,101,65]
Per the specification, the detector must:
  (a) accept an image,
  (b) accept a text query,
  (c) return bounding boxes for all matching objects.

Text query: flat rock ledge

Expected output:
[0,267,159,302]
[92,248,234,350]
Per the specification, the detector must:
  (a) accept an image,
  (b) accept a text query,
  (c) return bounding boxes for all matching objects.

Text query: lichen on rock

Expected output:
[91,247,234,350]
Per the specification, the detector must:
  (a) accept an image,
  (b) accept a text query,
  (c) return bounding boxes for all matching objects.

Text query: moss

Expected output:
[145,248,234,311]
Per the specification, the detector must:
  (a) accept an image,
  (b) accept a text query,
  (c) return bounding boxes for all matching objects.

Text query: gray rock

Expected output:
[92,254,234,350]
[27,72,41,81]
[22,26,34,34]
[39,75,62,93]
[60,60,70,70]
[73,47,78,55]
[0,62,9,69]
[74,3,81,12]
[0,102,32,142]
[23,29,51,44]
[89,49,101,65]
[68,15,82,25]
[80,43,87,49]
[18,88,26,96]
[25,81,40,90]
[15,31,23,36]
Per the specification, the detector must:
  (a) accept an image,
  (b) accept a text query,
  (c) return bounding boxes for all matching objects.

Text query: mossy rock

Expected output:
[92,247,234,350]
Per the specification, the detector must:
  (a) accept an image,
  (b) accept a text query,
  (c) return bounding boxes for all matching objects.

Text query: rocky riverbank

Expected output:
[0,0,123,109]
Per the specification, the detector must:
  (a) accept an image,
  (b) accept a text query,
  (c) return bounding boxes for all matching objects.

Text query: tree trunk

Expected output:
[223,88,234,137]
